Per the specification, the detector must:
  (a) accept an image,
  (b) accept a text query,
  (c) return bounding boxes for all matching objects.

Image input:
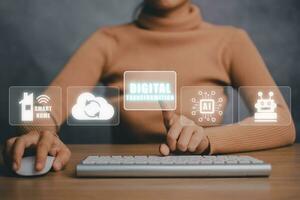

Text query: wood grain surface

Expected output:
[0,144,299,200]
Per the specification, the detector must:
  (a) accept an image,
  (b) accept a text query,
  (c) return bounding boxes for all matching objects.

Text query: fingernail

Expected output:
[160,144,170,156]
[36,162,42,171]
[13,162,18,171]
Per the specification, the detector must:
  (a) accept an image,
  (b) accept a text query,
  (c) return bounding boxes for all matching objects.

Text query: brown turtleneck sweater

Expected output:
[31,5,295,154]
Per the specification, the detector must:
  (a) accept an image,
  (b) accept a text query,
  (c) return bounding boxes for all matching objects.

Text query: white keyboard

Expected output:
[76,155,271,177]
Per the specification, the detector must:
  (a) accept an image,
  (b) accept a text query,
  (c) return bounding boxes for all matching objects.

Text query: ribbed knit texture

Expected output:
[21,5,295,154]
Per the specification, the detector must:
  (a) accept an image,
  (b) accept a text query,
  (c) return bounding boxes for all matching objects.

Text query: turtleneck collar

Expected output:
[136,4,202,32]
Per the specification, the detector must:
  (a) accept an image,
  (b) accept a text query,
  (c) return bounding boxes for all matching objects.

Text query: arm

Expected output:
[4,29,113,171]
[159,29,296,156]
[205,29,296,154]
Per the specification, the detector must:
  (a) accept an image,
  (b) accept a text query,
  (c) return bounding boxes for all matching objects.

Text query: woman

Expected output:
[4,0,295,172]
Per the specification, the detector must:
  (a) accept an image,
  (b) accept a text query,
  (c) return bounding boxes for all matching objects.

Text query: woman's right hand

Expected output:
[3,130,71,172]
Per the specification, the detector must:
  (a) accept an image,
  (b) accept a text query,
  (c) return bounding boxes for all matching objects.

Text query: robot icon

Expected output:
[254,91,277,123]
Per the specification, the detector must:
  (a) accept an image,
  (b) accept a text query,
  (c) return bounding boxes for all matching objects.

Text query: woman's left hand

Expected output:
[159,109,210,156]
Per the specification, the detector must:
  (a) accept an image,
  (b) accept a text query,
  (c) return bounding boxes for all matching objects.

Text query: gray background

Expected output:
[0,0,299,144]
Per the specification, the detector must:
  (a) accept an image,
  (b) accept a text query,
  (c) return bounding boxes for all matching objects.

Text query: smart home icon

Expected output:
[9,86,62,126]
[19,92,52,122]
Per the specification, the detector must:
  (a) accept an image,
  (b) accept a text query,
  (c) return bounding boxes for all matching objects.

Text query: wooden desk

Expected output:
[0,144,299,200]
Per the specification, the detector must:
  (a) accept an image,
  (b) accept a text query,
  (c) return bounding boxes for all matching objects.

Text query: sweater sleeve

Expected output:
[19,29,113,134]
[205,29,296,154]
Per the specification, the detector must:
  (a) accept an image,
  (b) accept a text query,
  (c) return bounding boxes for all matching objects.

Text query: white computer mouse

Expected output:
[16,156,55,176]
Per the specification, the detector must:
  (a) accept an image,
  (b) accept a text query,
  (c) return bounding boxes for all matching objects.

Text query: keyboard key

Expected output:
[213,160,226,164]
[134,156,148,164]
[83,156,99,164]
[225,160,238,164]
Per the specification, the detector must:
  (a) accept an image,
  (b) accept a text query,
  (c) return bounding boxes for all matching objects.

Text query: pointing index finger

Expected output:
[159,101,177,129]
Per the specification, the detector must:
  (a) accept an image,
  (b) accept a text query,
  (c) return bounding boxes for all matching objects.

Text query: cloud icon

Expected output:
[71,92,114,120]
